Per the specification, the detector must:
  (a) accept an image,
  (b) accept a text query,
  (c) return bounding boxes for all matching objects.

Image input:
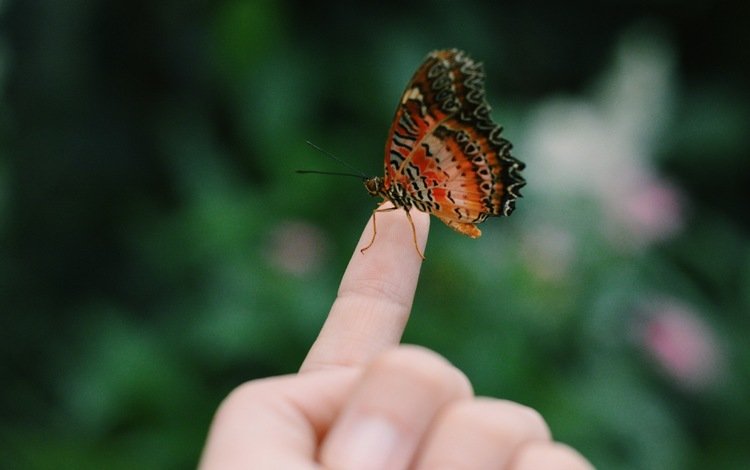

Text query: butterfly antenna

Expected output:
[295,170,365,178]
[304,140,369,178]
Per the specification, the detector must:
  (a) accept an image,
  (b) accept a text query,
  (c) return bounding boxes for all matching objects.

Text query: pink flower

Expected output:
[603,176,685,249]
[266,220,328,276]
[639,300,725,391]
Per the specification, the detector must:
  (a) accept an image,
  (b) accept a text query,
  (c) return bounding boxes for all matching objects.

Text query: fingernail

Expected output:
[327,415,401,470]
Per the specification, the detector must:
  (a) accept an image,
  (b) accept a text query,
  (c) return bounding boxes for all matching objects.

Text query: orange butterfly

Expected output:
[362,49,526,259]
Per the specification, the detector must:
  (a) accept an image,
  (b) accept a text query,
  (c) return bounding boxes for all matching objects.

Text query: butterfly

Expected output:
[362,49,526,259]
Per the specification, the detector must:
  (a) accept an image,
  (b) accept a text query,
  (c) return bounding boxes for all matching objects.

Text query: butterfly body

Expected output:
[363,49,525,256]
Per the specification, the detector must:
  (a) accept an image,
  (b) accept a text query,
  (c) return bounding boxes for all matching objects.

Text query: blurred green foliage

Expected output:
[2,1,749,468]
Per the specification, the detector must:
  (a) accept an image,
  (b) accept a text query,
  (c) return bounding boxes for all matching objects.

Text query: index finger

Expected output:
[300,203,429,372]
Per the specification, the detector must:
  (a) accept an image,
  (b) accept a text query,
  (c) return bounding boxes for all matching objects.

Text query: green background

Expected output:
[2,1,749,468]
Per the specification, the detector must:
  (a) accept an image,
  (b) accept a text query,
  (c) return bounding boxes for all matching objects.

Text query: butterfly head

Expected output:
[364,176,387,198]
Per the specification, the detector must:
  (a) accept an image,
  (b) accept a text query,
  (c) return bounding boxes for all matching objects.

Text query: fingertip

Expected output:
[300,206,430,372]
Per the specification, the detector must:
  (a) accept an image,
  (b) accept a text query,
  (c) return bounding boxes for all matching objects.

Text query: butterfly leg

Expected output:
[360,205,400,255]
[360,206,425,261]
[404,209,426,261]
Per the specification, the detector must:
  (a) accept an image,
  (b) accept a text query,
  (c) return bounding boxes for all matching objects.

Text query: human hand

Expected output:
[199,204,593,469]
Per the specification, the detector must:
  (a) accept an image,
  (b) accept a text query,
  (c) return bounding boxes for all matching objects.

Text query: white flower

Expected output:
[521,26,683,249]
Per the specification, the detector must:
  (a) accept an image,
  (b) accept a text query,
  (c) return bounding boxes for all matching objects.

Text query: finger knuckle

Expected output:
[373,346,472,398]
[445,398,551,442]
[514,441,594,469]
[499,400,551,440]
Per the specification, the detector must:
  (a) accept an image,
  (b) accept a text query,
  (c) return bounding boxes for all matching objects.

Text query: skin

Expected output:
[199,203,594,470]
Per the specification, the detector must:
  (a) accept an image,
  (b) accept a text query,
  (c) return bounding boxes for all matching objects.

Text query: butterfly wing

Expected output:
[383,49,525,237]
